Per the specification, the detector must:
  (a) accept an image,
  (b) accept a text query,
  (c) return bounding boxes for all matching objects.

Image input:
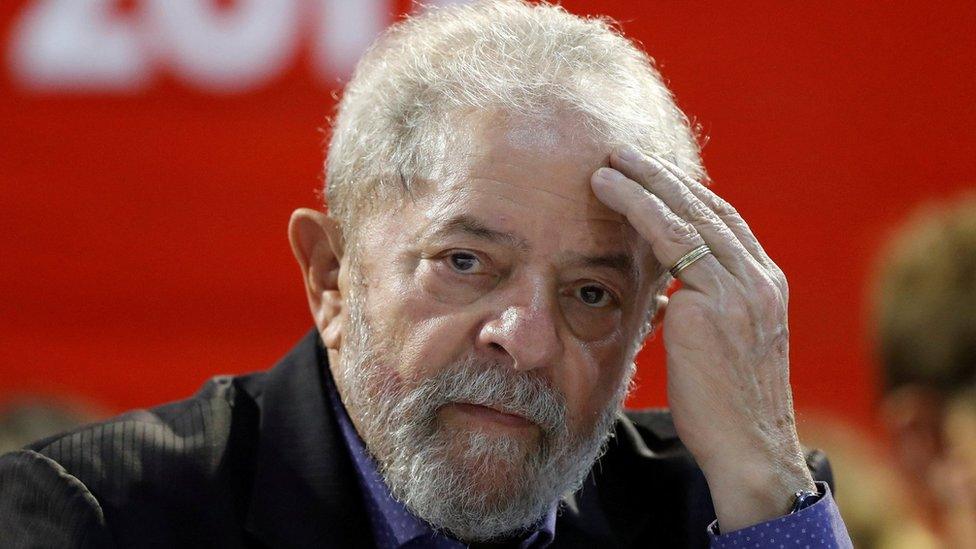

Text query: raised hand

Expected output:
[591,146,816,531]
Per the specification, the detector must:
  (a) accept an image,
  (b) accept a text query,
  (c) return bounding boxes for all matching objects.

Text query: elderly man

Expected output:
[0,1,850,547]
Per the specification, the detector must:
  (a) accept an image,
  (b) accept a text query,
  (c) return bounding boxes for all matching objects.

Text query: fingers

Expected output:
[651,155,777,272]
[602,148,763,283]
[644,154,789,300]
[591,167,725,292]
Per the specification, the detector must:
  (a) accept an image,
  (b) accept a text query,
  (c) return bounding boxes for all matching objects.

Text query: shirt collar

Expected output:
[323,367,557,548]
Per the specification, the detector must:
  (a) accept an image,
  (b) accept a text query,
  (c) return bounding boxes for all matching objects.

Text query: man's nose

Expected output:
[476,287,564,371]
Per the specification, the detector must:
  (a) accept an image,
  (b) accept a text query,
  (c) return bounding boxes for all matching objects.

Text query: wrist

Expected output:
[702,452,816,532]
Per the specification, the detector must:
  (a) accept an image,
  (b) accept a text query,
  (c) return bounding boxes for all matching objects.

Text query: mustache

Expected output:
[396,356,568,435]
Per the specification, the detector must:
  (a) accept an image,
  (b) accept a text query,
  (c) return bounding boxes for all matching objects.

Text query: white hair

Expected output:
[324,0,704,244]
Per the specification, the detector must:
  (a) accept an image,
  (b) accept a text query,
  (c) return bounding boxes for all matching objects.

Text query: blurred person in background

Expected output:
[796,415,937,548]
[874,193,976,548]
[796,194,976,549]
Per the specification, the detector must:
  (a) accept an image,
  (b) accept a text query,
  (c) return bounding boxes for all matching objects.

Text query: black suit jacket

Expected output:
[0,330,834,548]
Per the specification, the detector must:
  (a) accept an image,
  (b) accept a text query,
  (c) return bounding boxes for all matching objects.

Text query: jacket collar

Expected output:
[244,329,374,548]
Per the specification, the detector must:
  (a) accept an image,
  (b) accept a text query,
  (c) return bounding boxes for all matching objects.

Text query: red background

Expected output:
[2,1,974,435]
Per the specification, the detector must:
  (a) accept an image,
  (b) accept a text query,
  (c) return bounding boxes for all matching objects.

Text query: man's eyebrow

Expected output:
[422,215,638,279]
[422,214,529,250]
[567,252,638,280]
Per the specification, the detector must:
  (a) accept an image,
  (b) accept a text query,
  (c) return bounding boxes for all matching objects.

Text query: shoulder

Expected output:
[0,449,114,547]
[28,372,262,480]
[621,407,681,452]
[1,371,269,544]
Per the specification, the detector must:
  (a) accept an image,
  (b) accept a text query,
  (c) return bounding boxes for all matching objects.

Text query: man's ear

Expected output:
[288,208,346,350]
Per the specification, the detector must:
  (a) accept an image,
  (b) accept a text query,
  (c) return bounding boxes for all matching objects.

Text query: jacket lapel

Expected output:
[244,330,374,548]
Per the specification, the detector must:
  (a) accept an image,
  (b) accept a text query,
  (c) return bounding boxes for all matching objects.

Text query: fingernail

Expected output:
[616,145,642,162]
[595,167,621,182]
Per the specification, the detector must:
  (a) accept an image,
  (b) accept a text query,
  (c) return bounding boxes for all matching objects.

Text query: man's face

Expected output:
[332,111,660,540]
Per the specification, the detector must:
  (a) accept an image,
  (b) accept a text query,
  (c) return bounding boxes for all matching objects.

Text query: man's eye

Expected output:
[448,252,480,273]
[577,284,612,307]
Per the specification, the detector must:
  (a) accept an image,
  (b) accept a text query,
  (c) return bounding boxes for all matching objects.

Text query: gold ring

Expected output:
[668,244,711,278]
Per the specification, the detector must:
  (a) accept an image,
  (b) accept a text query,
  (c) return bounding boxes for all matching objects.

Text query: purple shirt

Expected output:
[325,374,850,548]
[709,482,852,548]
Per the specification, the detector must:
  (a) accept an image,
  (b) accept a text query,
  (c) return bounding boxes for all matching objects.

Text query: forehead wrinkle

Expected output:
[458,176,625,224]
[561,251,637,279]
[468,164,586,204]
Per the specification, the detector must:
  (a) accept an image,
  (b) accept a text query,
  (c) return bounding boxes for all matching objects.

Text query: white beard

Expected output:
[334,280,635,542]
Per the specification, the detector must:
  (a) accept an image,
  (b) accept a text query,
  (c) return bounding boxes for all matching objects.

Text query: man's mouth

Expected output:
[446,402,536,429]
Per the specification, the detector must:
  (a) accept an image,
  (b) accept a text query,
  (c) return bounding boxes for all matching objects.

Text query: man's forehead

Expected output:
[453,109,603,166]
[434,109,625,222]
[496,112,572,153]
[401,110,640,247]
